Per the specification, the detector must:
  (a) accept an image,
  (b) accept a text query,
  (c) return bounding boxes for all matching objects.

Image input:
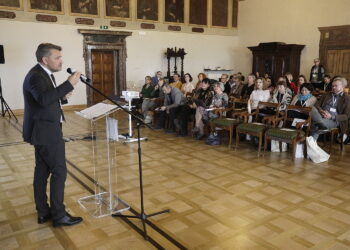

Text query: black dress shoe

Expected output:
[38,214,52,224]
[53,212,83,227]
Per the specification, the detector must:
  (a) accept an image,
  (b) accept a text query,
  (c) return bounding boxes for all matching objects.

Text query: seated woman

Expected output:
[285,72,298,95]
[192,78,214,139]
[205,82,229,121]
[181,73,195,96]
[195,72,206,91]
[140,76,155,123]
[270,80,292,112]
[295,75,308,95]
[249,77,271,112]
[241,74,256,99]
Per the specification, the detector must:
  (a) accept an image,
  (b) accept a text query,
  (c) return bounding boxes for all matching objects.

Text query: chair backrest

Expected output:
[283,105,312,133]
[254,102,280,122]
[230,97,248,110]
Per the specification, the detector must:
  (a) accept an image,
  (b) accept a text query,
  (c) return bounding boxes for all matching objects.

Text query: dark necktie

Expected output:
[51,74,65,121]
[50,74,57,87]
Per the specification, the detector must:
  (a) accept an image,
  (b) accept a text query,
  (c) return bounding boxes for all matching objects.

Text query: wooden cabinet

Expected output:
[248,42,305,82]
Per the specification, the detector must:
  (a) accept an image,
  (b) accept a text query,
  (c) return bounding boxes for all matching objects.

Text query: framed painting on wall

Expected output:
[189,0,207,26]
[70,0,99,17]
[105,0,130,19]
[212,0,228,27]
[137,0,158,21]
[29,0,64,14]
[0,0,23,10]
[164,0,184,23]
[232,0,238,27]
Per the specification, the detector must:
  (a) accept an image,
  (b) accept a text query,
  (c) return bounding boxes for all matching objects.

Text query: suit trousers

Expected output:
[34,139,67,220]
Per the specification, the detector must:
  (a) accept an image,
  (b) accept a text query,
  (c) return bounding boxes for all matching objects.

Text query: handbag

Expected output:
[306,136,330,163]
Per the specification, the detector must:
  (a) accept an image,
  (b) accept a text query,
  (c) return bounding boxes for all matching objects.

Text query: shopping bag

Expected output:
[271,140,287,152]
[295,144,304,158]
[306,136,330,163]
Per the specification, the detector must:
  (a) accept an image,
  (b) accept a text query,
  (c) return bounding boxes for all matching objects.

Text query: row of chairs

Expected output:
[210,97,343,159]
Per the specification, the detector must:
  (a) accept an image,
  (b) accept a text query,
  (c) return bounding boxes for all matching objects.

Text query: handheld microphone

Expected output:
[67,68,91,83]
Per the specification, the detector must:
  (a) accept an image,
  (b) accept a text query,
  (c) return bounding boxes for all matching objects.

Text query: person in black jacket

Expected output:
[23,43,82,227]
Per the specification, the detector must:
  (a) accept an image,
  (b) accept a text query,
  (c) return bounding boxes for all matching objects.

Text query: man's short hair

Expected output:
[333,77,348,87]
[162,83,171,89]
[36,43,62,62]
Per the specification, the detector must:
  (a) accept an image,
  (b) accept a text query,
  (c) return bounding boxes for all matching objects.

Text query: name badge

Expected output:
[330,108,336,113]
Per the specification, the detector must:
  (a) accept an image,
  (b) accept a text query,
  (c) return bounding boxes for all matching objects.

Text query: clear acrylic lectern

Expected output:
[75,102,130,218]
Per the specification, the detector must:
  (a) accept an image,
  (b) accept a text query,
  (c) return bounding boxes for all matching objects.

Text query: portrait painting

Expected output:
[137,0,158,21]
[0,0,22,10]
[165,0,184,23]
[189,0,207,26]
[29,0,63,13]
[70,0,99,16]
[105,0,130,19]
[212,0,228,27]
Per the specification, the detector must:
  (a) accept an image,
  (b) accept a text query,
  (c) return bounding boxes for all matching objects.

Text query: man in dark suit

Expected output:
[23,43,83,227]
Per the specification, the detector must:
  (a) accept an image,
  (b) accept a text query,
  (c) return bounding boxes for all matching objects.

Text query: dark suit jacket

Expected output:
[315,92,350,135]
[23,64,74,145]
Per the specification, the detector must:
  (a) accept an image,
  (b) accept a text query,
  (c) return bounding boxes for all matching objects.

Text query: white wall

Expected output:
[236,0,350,78]
[0,20,238,109]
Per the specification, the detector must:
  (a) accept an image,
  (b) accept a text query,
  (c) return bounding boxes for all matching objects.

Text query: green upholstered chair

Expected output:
[264,105,312,159]
[210,98,248,149]
[235,102,280,156]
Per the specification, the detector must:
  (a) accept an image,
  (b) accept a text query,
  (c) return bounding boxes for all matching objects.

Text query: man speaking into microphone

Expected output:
[23,43,83,227]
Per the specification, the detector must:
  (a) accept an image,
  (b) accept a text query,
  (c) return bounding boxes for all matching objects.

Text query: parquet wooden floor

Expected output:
[1,111,350,249]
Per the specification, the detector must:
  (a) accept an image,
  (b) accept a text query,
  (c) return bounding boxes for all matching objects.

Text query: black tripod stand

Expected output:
[72,71,170,240]
[0,77,18,122]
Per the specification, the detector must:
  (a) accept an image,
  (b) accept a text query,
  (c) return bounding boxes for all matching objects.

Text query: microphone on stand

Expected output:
[67,68,91,83]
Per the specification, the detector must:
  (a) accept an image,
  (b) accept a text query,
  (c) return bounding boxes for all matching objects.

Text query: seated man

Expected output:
[310,77,350,141]
[155,84,187,133]
[170,73,182,90]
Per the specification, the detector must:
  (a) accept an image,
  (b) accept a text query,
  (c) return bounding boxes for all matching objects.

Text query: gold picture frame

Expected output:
[104,0,131,20]
[0,0,23,10]
[70,0,99,17]
[28,0,64,14]
[136,0,159,22]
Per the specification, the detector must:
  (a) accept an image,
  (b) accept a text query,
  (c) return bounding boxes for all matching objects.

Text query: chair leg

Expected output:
[258,133,262,156]
[292,141,297,160]
[330,131,334,154]
[229,126,233,149]
[235,129,239,150]
[263,136,268,156]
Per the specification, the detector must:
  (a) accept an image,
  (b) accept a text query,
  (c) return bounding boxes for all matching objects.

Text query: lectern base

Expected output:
[78,192,130,218]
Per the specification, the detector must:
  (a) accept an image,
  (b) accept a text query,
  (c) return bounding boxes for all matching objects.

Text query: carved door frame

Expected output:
[318,25,350,73]
[78,29,132,106]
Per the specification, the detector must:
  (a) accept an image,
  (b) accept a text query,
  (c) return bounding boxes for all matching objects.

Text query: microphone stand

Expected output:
[0,77,18,122]
[77,76,170,240]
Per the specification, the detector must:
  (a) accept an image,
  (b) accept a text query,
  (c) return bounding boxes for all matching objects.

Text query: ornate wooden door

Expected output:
[326,49,350,81]
[91,50,115,104]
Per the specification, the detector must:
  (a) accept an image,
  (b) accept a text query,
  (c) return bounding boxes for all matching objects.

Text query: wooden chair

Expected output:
[210,98,248,149]
[322,127,344,154]
[235,102,280,156]
[264,105,312,159]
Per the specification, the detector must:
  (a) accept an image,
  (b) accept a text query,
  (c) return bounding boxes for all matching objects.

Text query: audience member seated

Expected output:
[237,72,245,82]
[151,78,166,99]
[270,80,292,111]
[249,77,271,111]
[181,73,195,95]
[170,73,182,90]
[291,83,317,108]
[241,74,256,99]
[155,84,187,133]
[140,76,155,123]
[310,77,350,141]
[191,78,214,139]
[151,71,162,86]
[218,73,228,93]
[314,74,332,93]
[285,72,298,95]
[295,75,308,95]
[205,82,229,121]
[229,75,244,98]
[195,73,206,91]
